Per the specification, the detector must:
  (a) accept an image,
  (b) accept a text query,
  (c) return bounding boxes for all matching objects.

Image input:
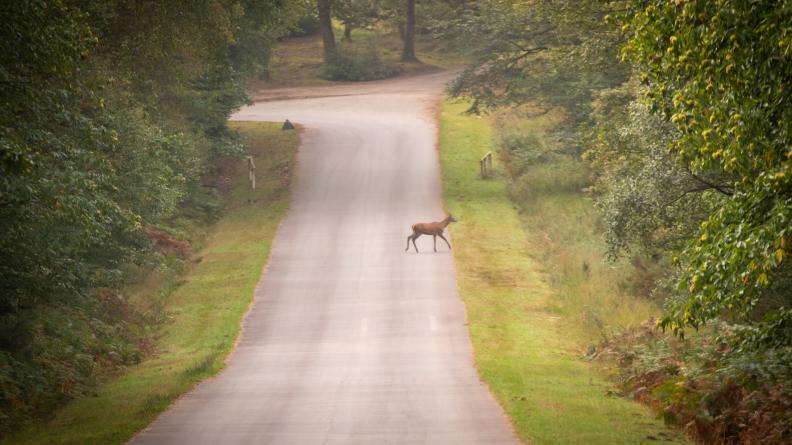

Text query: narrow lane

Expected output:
[130,72,517,444]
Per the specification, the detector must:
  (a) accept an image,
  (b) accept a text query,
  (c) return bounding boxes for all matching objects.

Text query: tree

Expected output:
[586,82,728,263]
[622,0,792,344]
[401,0,418,61]
[318,0,337,57]
[334,0,377,40]
[443,0,628,157]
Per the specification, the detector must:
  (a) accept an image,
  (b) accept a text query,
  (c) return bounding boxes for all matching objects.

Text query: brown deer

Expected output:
[405,215,457,253]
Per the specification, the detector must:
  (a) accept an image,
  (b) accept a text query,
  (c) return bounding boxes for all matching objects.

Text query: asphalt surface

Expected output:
[130,71,517,445]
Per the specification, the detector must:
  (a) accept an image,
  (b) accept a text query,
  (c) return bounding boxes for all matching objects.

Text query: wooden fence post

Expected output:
[480,152,493,179]
[247,156,256,189]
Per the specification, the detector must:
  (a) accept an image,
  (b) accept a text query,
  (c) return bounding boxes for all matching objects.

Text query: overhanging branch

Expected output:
[686,168,734,196]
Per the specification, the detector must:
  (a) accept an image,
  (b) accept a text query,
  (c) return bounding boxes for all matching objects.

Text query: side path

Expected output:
[130,73,517,443]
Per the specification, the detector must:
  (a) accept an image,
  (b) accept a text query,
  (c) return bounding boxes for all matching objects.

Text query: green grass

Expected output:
[8,122,299,445]
[254,26,469,89]
[440,100,689,444]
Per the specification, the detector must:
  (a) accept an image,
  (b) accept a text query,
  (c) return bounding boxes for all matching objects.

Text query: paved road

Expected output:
[130,72,517,444]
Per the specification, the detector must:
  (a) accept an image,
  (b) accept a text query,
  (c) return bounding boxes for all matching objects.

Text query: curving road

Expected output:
[130,71,517,444]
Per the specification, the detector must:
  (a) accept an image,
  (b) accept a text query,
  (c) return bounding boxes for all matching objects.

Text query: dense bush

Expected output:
[320,44,400,81]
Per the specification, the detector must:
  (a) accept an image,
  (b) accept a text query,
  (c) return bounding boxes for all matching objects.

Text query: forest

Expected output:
[1,1,790,444]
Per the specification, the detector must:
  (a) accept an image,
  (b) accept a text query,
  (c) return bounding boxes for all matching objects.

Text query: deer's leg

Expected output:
[412,233,420,253]
[439,233,452,250]
[433,235,437,252]
[405,234,413,252]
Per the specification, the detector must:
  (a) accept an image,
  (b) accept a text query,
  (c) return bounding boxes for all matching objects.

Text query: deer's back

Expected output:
[412,222,443,235]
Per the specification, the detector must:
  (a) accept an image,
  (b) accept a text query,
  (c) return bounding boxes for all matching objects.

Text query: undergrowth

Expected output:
[590,324,792,445]
[320,44,400,81]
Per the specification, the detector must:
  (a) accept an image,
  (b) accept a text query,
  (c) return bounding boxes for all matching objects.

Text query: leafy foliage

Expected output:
[586,84,726,258]
[0,0,298,434]
[334,0,378,39]
[442,0,628,136]
[621,0,792,341]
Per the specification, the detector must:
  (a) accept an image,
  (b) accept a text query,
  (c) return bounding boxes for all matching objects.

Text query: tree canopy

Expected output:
[621,0,791,343]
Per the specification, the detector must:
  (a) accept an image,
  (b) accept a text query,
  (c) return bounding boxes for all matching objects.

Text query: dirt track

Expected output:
[130,72,517,444]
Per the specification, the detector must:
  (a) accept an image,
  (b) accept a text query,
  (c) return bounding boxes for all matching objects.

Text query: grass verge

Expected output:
[8,122,299,445]
[439,99,688,444]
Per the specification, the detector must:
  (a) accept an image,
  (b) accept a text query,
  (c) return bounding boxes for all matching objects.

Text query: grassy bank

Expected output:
[439,100,687,444]
[9,122,299,445]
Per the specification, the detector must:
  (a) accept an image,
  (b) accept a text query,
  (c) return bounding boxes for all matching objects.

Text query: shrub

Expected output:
[320,44,400,81]
[497,131,548,177]
[494,121,591,204]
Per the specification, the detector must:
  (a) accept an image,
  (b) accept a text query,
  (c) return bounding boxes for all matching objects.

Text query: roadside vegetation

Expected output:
[440,100,686,444]
[0,1,303,439]
[8,122,299,445]
[442,1,791,443]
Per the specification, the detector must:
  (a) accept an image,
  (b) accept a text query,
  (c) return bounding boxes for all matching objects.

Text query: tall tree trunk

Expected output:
[318,0,336,59]
[344,23,352,41]
[401,0,417,61]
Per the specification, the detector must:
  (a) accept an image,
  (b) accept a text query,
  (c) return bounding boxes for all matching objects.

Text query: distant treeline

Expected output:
[0,0,301,434]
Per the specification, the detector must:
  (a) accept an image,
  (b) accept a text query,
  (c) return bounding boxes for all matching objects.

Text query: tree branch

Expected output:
[686,168,734,196]
[663,185,713,208]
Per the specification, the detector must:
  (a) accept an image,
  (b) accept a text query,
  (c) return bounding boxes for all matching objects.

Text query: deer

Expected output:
[405,215,457,253]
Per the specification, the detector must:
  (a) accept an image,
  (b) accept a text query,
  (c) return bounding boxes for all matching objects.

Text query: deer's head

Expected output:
[447,215,457,223]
